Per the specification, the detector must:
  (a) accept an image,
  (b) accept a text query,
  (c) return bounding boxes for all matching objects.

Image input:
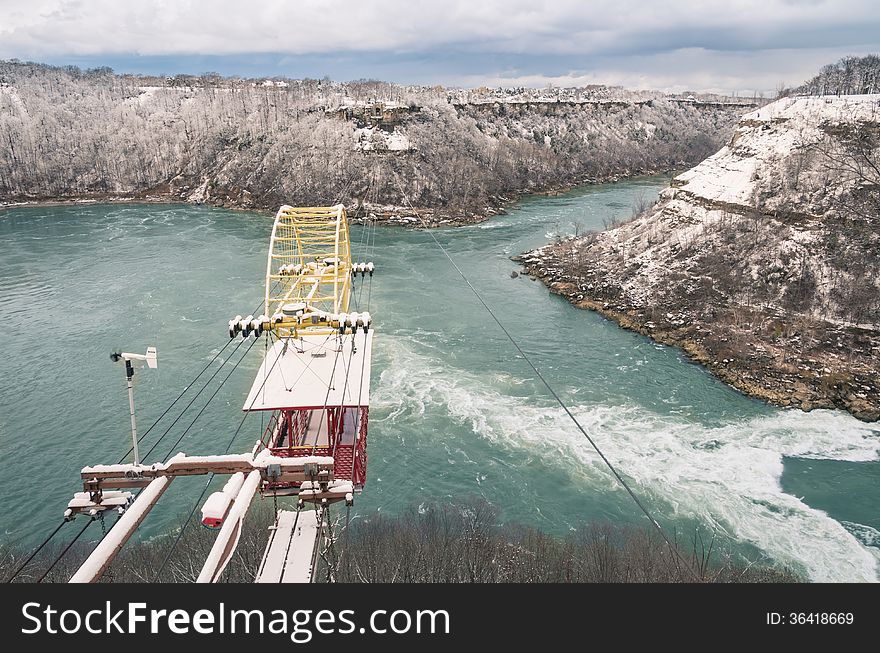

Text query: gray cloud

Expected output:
[1,0,877,93]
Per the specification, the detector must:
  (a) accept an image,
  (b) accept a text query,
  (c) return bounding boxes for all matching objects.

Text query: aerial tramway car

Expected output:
[235,204,374,497]
[56,204,376,584]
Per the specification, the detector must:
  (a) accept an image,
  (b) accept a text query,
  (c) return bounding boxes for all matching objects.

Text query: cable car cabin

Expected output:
[243,330,372,494]
[235,205,375,497]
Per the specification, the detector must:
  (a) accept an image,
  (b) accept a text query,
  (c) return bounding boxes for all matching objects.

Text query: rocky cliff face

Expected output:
[519,95,880,421]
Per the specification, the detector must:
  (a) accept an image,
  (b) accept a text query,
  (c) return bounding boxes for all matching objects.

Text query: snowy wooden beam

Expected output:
[196,469,262,583]
[80,453,335,490]
[68,476,173,583]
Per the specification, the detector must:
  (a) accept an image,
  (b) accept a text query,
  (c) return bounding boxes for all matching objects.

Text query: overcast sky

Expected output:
[1,0,878,94]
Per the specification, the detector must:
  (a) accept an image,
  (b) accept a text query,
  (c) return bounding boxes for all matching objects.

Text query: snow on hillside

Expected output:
[355,126,414,152]
[670,95,880,207]
[520,94,880,420]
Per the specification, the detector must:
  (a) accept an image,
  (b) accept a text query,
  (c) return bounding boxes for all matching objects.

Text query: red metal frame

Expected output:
[260,406,368,491]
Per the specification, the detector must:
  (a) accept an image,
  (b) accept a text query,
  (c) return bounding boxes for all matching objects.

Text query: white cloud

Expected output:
[0,1,877,92]
[457,45,880,95]
[1,0,876,57]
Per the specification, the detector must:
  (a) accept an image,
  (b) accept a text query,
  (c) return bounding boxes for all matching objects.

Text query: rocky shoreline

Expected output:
[0,189,495,227]
[514,247,879,422]
[0,168,678,228]
[509,95,880,424]
[5,177,876,420]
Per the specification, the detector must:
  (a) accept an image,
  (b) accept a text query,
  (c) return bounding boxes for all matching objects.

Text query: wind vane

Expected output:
[110,347,158,466]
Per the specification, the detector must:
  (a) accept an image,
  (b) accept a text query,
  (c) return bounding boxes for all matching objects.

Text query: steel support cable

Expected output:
[342,503,352,580]
[330,334,361,460]
[353,208,370,263]
[308,506,326,584]
[160,336,259,463]
[348,324,371,483]
[151,429,242,582]
[137,336,249,463]
[354,213,376,310]
[4,520,68,583]
[253,490,282,582]
[334,177,357,217]
[350,229,367,312]
[394,180,702,582]
[308,334,346,455]
[365,268,374,313]
[353,216,374,310]
[321,505,339,583]
[36,518,95,583]
[276,502,304,583]
[16,512,112,585]
[116,338,237,464]
[152,335,287,581]
[118,297,269,465]
[58,509,124,584]
[365,216,376,310]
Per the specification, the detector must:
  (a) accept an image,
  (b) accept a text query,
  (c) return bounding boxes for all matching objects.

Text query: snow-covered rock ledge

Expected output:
[517,95,880,421]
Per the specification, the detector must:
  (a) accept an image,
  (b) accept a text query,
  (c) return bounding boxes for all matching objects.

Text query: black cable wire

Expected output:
[254,491,281,581]
[130,297,267,464]
[61,510,125,584]
[160,336,259,463]
[152,335,286,581]
[139,337,248,462]
[4,520,68,583]
[395,179,702,582]
[151,410,254,582]
[350,210,373,312]
[36,518,94,583]
[322,505,338,583]
[308,506,325,584]
[117,338,237,464]
[342,503,352,580]
[13,329,241,583]
[278,503,304,583]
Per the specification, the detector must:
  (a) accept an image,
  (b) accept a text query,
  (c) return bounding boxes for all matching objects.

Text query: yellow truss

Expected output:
[264,205,352,337]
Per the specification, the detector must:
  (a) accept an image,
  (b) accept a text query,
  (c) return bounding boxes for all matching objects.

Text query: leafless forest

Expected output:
[0,61,749,219]
[793,54,880,96]
[1,500,797,583]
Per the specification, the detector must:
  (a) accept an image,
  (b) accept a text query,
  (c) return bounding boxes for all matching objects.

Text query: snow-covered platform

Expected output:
[243,331,373,411]
[255,509,320,583]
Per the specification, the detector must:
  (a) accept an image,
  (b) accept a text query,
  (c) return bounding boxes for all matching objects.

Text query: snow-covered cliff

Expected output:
[520,95,880,420]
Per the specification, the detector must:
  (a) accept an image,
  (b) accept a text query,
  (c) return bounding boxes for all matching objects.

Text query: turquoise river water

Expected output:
[1,176,878,582]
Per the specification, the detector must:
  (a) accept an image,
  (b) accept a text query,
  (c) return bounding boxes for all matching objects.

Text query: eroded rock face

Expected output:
[518,95,880,422]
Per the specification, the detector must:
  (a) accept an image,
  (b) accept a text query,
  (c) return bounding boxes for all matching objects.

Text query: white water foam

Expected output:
[374,337,880,582]
[842,521,880,547]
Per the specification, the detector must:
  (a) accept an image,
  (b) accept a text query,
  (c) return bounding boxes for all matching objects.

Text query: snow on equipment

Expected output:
[62,205,377,584]
[200,472,246,529]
